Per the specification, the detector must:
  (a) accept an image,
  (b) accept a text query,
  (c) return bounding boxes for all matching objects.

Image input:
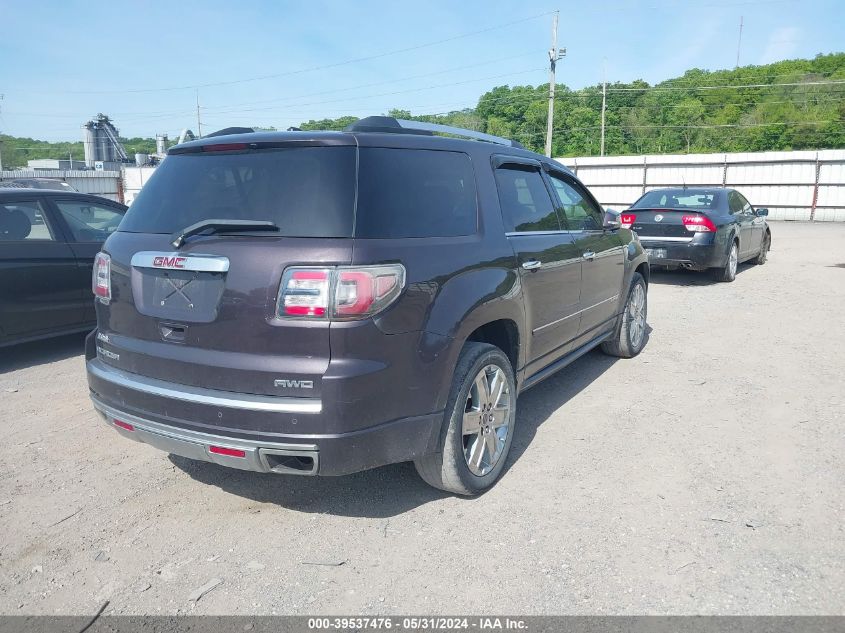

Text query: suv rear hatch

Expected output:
[94,139,357,405]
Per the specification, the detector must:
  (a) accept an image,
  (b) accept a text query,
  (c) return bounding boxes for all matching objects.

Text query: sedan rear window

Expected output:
[120,146,357,238]
[633,190,718,210]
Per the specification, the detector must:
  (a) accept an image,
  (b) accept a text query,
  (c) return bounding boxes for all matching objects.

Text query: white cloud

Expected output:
[759,27,801,64]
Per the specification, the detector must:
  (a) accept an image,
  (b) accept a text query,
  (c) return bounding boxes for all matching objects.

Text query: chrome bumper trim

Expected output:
[91,396,319,475]
[87,359,321,414]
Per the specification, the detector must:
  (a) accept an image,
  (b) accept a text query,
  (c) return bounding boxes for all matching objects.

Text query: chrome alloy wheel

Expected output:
[462,364,511,476]
[628,283,647,349]
[729,243,738,277]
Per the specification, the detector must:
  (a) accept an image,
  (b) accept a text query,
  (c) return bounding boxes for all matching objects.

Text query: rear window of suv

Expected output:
[120,146,357,237]
[355,148,477,238]
[119,145,477,240]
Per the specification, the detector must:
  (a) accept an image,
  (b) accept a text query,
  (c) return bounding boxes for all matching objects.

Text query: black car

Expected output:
[621,187,771,282]
[0,189,127,347]
[85,116,649,495]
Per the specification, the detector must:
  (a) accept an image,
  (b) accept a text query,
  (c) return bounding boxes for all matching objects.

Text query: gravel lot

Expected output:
[1,222,843,616]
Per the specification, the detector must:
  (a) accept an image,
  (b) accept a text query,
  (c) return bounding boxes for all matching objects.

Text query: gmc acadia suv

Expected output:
[86,117,649,495]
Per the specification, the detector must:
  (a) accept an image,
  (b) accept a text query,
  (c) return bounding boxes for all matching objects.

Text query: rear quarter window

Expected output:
[355,148,477,238]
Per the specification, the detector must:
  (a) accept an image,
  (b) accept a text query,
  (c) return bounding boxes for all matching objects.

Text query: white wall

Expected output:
[558,149,845,222]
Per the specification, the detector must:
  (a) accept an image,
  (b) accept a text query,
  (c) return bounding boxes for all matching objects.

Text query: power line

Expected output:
[6,11,553,95]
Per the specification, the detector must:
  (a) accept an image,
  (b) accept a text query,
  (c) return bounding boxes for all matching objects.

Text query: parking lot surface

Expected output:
[1,222,843,615]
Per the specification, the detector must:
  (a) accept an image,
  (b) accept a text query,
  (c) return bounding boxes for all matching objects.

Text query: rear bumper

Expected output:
[639,238,725,270]
[87,359,443,476]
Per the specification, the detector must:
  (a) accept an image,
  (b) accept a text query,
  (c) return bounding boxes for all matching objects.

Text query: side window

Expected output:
[737,192,752,214]
[53,200,125,242]
[547,174,603,231]
[0,200,55,241]
[355,148,477,238]
[494,166,561,233]
[728,192,744,215]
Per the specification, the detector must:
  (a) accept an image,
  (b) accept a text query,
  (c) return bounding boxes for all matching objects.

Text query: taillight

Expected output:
[279,268,331,317]
[333,265,405,319]
[682,214,717,233]
[620,213,636,229]
[93,252,111,303]
[277,264,405,320]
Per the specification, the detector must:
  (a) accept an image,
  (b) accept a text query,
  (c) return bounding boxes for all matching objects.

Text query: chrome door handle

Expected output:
[522,260,542,271]
[582,251,596,260]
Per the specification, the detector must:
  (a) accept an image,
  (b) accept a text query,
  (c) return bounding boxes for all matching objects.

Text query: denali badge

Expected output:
[96,332,110,344]
[97,346,119,361]
[274,379,314,389]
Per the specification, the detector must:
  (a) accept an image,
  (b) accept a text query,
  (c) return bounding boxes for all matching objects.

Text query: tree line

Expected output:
[2,53,842,169]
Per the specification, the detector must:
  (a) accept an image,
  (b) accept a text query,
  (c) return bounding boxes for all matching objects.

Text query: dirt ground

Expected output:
[0,222,843,616]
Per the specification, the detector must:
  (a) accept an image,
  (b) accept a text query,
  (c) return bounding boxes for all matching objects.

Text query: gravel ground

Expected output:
[0,222,843,616]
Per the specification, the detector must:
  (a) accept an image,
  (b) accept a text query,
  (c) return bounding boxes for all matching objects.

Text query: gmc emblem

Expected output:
[153,256,187,269]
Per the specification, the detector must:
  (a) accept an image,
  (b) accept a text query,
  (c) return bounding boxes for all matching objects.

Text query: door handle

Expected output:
[521,260,542,271]
[582,251,596,260]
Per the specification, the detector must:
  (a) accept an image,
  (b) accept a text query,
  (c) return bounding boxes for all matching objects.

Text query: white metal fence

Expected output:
[558,149,845,222]
[0,169,123,202]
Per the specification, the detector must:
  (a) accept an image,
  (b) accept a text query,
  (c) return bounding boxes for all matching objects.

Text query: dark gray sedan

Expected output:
[0,189,126,347]
[620,187,771,282]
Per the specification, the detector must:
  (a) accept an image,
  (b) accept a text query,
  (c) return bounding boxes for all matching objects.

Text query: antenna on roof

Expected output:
[682,175,687,190]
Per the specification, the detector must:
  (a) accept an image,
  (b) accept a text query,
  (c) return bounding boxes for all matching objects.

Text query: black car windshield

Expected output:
[119,146,357,238]
[632,189,719,210]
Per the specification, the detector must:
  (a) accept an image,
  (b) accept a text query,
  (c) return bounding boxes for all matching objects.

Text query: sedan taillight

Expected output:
[93,252,111,303]
[682,214,717,232]
[620,213,636,229]
[278,264,405,320]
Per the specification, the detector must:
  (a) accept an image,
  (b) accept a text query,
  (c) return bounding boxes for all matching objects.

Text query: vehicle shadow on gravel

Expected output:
[648,264,754,286]
[0,331,88,374]
[171,339,648,517]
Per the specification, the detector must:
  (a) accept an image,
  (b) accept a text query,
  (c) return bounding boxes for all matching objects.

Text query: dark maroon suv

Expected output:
[86,117,649,495]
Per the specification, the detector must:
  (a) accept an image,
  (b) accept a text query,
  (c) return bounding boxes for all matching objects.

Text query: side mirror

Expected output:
[603,208,621,230]
[755,208,769,217]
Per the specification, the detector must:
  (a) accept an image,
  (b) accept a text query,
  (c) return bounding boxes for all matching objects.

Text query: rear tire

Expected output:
[414,342,516,496]
[601,272,648,359]
[755,232,770,265]
[712,240,738,282]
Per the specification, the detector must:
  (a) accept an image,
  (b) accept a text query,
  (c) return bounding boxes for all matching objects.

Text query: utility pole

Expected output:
[544,12,565,157]
[735,16,743,69]
[196,90,203,138]
[600,62,607,156]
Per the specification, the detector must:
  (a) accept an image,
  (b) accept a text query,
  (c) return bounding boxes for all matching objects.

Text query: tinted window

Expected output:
[55,200,124,242]
[355,148,477,238]
[634,189,718,210]
[494,166,560,233]
[548,174,603,230]
[120,147,356,237]
[0,200,54,241]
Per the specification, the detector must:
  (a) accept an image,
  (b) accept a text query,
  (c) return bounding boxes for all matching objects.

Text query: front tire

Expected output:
[414,342,516,496]
[601,272,648,358]
[712,240,738,282]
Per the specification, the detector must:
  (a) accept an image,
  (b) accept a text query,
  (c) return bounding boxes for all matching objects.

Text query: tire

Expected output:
[601,272,648,359]
[414,342,516,496]
[712,240,738,282]
[755,232,770,265]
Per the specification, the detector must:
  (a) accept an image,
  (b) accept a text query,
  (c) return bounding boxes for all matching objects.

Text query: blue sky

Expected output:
[1,0,842,141]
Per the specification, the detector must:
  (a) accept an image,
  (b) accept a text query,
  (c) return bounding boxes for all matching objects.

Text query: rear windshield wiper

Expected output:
[171,219,279,248]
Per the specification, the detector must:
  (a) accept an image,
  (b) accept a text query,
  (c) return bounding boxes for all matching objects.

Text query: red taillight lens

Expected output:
[682,214,716,232]
[620,213,636,229]
[93,252,111,302]
[113,420,134,432]
[279,268,331,317]
[209,445,246,458]
[277,264,405,320]
[333,265,404,318]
